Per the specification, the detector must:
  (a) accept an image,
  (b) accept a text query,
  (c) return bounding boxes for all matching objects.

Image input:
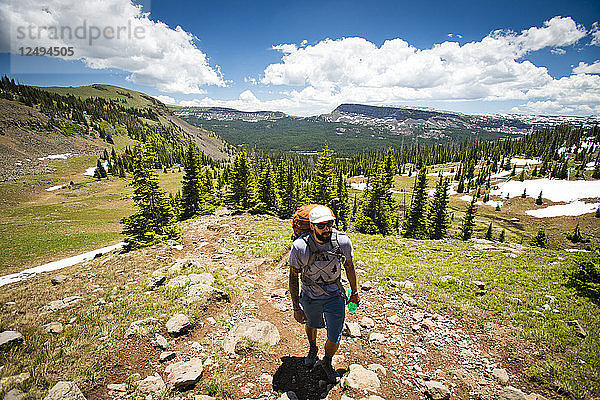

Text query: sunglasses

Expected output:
[314,221,334,229]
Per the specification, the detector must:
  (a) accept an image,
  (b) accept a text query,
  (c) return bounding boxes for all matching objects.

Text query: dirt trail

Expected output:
[176,212,562,400]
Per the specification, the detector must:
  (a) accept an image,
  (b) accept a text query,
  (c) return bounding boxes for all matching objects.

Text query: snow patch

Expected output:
[0,242,126,287]
[38,153,73,161]
[46,185,65,192]
[490,179,600,203]
[511,158,541,166]
[476,200,503,208]
[526,201,600,218]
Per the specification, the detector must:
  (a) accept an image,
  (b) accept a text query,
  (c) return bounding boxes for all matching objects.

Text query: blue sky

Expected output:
[1,0,599,116]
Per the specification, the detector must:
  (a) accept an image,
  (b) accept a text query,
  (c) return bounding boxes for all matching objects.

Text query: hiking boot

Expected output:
[305,346,318,368]
[321,360,340,384]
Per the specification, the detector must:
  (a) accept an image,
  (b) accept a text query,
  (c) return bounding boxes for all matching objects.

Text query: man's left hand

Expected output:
[348,292,360,306]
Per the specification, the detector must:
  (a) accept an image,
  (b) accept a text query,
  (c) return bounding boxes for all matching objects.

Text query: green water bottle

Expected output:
[347,289,357,313]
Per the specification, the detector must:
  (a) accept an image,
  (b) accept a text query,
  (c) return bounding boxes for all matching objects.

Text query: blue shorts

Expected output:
[299,292,346,343]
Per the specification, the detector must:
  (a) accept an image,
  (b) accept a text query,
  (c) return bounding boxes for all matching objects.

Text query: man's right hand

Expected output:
[293,308,306,323]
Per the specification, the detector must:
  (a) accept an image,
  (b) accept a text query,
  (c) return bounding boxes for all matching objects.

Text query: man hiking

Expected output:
[288,205,359,383]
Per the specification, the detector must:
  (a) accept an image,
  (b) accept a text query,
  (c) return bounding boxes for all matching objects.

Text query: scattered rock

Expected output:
[136,373,166,394]
[386,315,401,325]
[40,296,83,313]
[42,322,64,334]
[123,318,161,338]
[106,383,126,392]
[3,389,24,400]
[160,351,177,362]
[166,358,204,389]
[332,354,345,370]
[259,373,273,384]
[368,332,385,343]
[424,380,450,400]
[0,331,24,350]
[361,281,374,291]
[567,320,587,338]
[51,275,69,285]
[343,322,362,337]
[222,319,280,353]
[492,368,510,385]
[166,313,191,335]
[344,364,381,392]
[497,386,528,400]
[44,381,86,400]
[402,294,418,307]
[360,396,386,400]
[359,317,375,329]
[185,284,229,303]
[194,395,216,400]
[439,275,460,284]
[271,288,288,298]
[155,333,168,350]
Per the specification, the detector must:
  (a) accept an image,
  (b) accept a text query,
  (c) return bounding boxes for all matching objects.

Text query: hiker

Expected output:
[288,205,359,383]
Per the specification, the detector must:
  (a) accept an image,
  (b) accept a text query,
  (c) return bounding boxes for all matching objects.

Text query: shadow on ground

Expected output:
[273,356,346,400]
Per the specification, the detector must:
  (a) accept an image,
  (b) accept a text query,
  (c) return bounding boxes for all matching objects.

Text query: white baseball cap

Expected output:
[309,205,336,224]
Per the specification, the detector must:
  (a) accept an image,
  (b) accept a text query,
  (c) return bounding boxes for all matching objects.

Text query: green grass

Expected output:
[38,84,156,110]
[350,231,599,399]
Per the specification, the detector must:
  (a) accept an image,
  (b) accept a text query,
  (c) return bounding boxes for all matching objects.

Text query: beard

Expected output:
[314,230,331,243]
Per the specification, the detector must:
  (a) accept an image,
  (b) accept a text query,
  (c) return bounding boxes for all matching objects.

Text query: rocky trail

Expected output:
[1,211,565,400]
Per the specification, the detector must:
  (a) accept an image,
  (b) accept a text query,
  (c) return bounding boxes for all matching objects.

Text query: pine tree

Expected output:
[536,191,543,205]
[592,162,600,179]
[519,169,525,181]
[499,229,506,242]
[226,150,255,209]
[93,159,107,179]
[353,161,395,235]
[252,156,278,215]
[427,177,450,239]
[335,169,350,230]
[276,161,299,219]
[121,143,180,250]
[459,196,477,241]
[181,142,203,219]
[310,144,336,205]
[484,222,493,240]
[531,228,548,248]
[402,167,428,239]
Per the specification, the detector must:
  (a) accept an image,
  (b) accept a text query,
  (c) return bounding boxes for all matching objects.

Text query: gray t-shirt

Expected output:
[288,229,354,299]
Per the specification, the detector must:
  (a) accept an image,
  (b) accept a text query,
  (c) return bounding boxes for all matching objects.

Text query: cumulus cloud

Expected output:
[254,16,598,115]
[591,22,600,46]
[154,95,177,104]
[2,0,225,93]
[573,61,600,74]
[550,48,566,55]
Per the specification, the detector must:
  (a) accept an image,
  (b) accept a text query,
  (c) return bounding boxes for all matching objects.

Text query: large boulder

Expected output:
[344,364,381,392]
[44,381,86,400]
[166,314,191,335]
[497,386,528,400]
[222,319,280,353]
[40,296,83,313]
[166,358,203,389]
[189,273,215,285]
[0,331,24,350]
[136,373,166,394]
[424,380,450,400]
[185,284,229,303]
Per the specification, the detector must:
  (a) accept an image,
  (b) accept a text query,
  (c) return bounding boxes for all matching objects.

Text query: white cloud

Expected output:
[2,0,225,94]
[550,48,566,55]
[573,61,600,74]
[590,22,600,46]
[154,95,176,104]
[254,16,597,115]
